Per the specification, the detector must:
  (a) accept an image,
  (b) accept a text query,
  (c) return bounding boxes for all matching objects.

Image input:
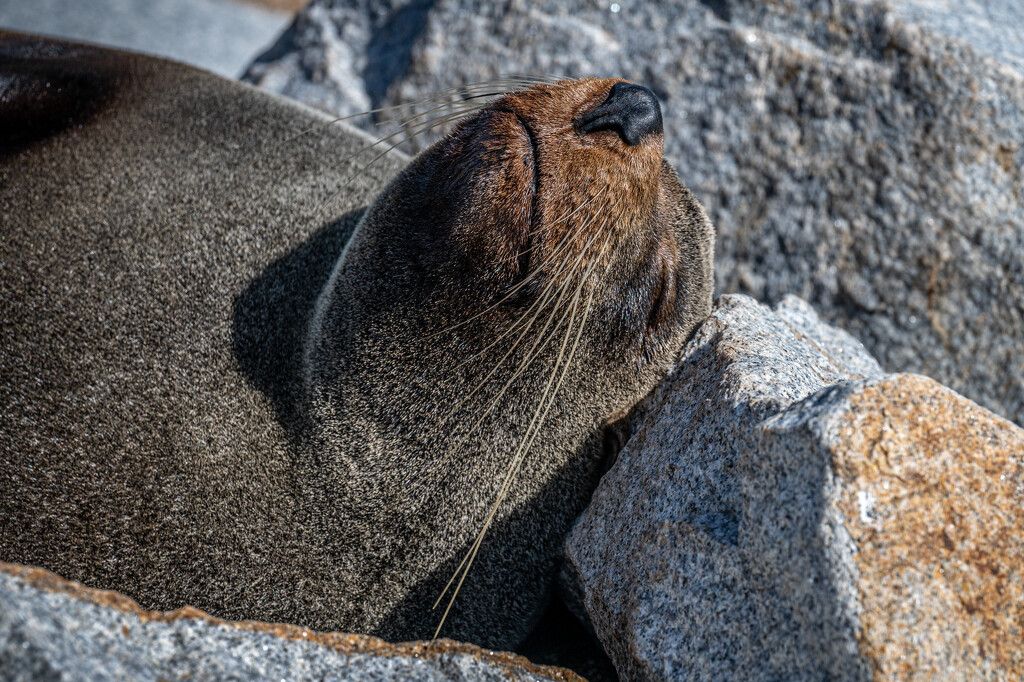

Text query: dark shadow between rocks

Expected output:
[519,596,619,682]
[231,209,365,443]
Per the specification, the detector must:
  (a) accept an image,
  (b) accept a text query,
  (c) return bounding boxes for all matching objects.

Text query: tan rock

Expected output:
[828,375,1024,679]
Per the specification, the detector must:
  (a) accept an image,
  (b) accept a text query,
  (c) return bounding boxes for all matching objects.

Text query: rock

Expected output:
[563,294,1024,681]
[0,0,293,79]
[243,0,1024,427]
[0,562,581,682]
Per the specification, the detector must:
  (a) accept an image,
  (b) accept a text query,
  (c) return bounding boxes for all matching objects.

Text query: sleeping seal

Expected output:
[0,32,714,650]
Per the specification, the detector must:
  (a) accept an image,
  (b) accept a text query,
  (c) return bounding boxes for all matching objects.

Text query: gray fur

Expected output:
[0,33,714,650]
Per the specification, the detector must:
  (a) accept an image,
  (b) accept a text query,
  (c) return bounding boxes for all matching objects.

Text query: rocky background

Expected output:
[244,0,1024,430]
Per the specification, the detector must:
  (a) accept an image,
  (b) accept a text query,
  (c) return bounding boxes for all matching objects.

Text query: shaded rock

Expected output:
[0,562,582,682]
[244,0,1024,427]
[563,294,1024,681]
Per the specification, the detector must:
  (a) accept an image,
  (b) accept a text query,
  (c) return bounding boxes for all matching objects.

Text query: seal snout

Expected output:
[577,82,664,146]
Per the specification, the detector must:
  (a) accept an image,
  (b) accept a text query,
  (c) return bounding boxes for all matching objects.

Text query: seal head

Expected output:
[303,77,714,647]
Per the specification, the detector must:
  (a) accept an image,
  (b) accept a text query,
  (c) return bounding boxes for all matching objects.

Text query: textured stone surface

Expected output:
[885,0,1024,74]
[563,294,1024,681]
[0,0,292,79]
[243,0,1024,427]
[0,562,581,682]
[821,375,1024,679]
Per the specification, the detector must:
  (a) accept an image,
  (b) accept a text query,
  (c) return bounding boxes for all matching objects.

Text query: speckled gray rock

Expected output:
[0,562,581,682]
[562,294,1024,681]
[243,0,1024,427]
[0,0,292,79]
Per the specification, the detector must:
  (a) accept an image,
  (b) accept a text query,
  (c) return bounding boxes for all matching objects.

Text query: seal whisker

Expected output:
[352,203,614,534]
[427,187,609,341]
[227,94,480,191]
[445,187,609,362]
[431,221,615,639]
[327,202,614,543]
[229,77,550,203]
[489,187,607,269]
[432,288,586,620]
[310,106,484,220]
[436,202,612,426]
[430,203,618,587]
[329,276,575,542]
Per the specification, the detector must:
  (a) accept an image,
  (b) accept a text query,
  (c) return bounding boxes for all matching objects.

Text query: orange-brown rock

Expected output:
[830,374,1024,679]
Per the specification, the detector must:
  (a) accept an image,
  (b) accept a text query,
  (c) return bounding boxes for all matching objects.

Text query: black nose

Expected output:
[577,82,664,146]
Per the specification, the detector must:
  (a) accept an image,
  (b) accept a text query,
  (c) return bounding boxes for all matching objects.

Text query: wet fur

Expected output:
[0,33,714,650]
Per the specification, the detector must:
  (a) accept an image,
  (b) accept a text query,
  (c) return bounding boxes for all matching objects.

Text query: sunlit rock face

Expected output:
[563,294,1024,681]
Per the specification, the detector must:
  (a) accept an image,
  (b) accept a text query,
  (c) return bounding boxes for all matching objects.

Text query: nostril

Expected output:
[577,82,664,146]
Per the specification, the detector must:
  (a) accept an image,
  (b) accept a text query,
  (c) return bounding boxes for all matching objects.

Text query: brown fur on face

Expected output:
[401,78,706,367]
[427,79,665,281]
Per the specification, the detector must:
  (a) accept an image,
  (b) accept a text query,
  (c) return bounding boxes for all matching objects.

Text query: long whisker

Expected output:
[309,105,486,221]
[334,288,573,541]
[228,76,545,197]
[435,207,612,434]
[431,222,615,638]
[427,188,609,341]
[424,195,621,469]
[330,199,612,540]
[446,188,609,370]
[430,201,619,594]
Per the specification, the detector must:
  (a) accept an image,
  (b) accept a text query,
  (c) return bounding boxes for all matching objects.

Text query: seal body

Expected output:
[0,33,714,650]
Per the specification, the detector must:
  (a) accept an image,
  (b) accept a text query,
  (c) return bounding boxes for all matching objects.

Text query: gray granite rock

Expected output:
[243,0,1024,427]
[0,0,292,79]
[0,563,580,682]
[562,294,1024,680]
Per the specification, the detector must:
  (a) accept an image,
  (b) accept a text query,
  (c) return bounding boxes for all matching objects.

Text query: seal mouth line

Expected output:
[518,114,543,262]
[512,113,541,205]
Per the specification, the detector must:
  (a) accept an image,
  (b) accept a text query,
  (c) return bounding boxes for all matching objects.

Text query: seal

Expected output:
[0,32,714,651]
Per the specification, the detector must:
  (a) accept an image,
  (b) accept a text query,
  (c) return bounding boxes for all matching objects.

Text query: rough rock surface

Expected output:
[0,562,581,682]
[0,0,292,79]
[562,294,1024,681]
[243,0,1024,427]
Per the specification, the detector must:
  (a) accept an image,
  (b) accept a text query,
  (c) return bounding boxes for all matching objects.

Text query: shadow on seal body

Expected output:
[0,32,714,652]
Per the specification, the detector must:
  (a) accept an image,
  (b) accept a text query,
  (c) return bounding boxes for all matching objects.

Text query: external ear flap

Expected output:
[0,52,115,157]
